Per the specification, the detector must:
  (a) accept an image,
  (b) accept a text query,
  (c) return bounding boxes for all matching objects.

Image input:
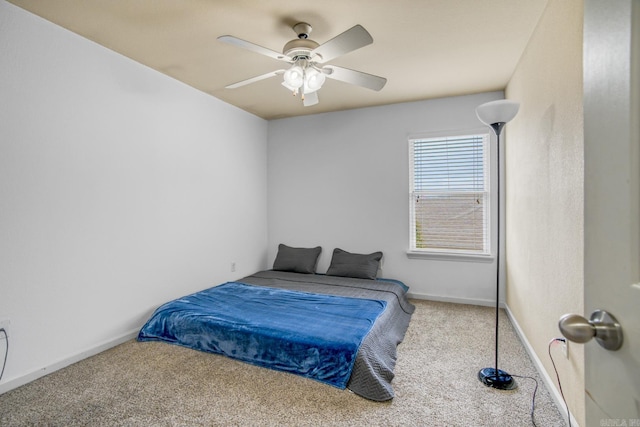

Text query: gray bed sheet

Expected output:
[239,270,415,401]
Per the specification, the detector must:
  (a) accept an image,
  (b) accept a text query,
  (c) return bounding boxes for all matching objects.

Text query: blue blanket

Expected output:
[138,282,387,389]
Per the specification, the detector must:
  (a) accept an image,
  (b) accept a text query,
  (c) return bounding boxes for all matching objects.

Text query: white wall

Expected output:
[505,1,584,424]
[0,1,268,392]
[267,92,504,303]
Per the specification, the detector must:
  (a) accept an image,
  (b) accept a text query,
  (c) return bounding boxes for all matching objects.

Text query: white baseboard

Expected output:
[505,305,579,427]
[407,291,499,307]
[0,328,139,395]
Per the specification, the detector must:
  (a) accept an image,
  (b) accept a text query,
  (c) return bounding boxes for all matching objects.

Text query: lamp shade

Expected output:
[476,100,520,126]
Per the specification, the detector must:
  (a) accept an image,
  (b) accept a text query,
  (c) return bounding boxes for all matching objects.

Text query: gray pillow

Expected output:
[326,248,383,280]
[272,244,322,274]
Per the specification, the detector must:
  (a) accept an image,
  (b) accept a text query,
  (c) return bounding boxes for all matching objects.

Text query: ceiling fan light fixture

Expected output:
[304,68,326,93]
[283,65,304,88]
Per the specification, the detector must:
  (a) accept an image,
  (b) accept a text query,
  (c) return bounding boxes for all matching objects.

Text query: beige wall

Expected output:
[505,1,585,425]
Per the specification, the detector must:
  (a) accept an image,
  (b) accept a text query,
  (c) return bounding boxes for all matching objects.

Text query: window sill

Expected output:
[406,250,495,263]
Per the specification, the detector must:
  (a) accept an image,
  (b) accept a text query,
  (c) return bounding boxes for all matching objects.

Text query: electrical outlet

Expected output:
[0,318,10,340]
[230,262,236,273]
[561,339,568,358]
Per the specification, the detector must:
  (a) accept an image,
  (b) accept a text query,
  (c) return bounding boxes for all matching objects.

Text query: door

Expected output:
[583,0,640,425]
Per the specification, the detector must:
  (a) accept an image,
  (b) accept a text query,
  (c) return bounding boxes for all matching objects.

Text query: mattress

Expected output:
[138,270,415,401]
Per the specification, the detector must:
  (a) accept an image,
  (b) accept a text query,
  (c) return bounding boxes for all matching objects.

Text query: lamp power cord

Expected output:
[549,337,571,427]
[0,328,7,382]
[500,337,572,427]
[510,373,540,426]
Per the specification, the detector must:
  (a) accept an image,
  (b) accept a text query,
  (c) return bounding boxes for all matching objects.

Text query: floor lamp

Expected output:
[475,99,520,390]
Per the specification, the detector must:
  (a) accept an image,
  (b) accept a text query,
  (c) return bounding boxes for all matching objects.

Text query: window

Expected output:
[409,132,491,258]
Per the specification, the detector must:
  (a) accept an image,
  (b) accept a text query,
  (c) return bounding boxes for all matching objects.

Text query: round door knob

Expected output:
[558,310,623,351]
[558,313,596,343]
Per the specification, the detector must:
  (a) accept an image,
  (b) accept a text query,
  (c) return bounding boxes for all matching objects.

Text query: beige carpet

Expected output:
[0,300,566,426]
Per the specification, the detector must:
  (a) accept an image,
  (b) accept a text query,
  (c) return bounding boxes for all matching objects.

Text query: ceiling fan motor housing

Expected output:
[283,38,319,60]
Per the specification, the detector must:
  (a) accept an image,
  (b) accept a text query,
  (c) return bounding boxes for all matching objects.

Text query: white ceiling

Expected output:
[8,0,549,120]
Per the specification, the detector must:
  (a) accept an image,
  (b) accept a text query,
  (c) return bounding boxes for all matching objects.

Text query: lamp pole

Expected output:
[477,121,517,390]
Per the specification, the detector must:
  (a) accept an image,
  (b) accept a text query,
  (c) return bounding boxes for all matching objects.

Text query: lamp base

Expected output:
[478,368,517,390]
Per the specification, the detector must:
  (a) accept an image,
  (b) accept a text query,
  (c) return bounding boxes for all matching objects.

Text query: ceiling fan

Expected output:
[218,22,387,107]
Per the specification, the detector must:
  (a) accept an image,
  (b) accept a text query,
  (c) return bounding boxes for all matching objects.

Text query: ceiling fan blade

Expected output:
[303,91,319,107]
[311,25,373,63]
[323,65,387,91]
[226,70,285,89]
[218,35,291,62]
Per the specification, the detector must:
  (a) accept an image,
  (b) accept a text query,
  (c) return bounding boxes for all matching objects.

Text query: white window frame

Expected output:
[407,129,494,262]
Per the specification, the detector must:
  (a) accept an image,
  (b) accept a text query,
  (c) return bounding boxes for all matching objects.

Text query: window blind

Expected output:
[409,133,490,254]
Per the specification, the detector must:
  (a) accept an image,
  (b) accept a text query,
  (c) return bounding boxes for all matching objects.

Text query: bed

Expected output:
[138,246,415,401]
